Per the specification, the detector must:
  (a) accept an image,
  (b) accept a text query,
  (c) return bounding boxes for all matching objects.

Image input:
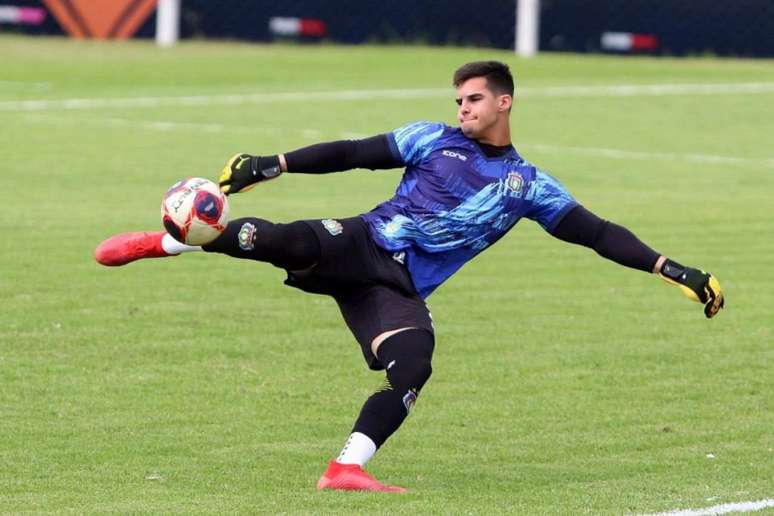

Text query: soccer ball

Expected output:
[161,177,229,245]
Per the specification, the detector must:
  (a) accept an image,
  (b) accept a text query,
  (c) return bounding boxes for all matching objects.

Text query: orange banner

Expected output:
[42,0,158,39]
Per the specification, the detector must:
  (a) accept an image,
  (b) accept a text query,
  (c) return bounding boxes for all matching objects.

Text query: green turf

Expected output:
[1,35,773,514]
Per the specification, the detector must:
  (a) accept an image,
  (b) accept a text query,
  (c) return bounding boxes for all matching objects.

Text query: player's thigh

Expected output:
[299,217,373,279]
[335,285,434,371]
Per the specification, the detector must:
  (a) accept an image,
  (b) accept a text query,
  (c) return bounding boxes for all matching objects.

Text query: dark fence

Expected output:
[541,0,774,57]
[175,0,515,48]
[2,0,773,57]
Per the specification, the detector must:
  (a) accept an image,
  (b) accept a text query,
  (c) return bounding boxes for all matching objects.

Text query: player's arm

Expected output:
[218,135,403,195]
[551,206,725,318]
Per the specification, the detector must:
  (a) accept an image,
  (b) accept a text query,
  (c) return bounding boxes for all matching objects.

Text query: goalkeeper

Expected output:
[95,61,724,493]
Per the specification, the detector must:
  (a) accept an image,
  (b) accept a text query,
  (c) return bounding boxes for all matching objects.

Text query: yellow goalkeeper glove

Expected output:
[659,258,725,318]
[218,153,282,195]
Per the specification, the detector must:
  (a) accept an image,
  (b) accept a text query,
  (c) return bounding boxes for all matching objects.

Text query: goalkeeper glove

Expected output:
[658,258,725,318]
[218,153,282,195]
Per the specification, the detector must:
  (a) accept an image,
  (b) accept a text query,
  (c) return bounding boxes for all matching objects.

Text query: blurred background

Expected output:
[2,0,774,57]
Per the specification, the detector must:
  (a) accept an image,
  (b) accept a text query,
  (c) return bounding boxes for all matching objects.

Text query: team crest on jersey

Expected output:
[238,222,256,250]
[321,218,343,236]
[505,171,524,197]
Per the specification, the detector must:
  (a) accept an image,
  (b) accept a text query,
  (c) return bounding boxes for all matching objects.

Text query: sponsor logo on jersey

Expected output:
[402,389,417,413]
[321,218,343,236]
[505,171,524,197]
[238,222,257,250]
[442,149,468,161]
[392,251,406,265]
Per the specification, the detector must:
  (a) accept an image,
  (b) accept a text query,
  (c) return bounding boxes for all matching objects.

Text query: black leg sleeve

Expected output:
[202,217,321,271]
[352,329,434,448]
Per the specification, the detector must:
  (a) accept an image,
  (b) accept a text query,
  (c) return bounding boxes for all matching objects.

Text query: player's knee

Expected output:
[385,357,431,414]
[387,355,431,381]
[392,357,432,390]
[371,327,414,357]
[378,328,435,403]
[275,221,320,269]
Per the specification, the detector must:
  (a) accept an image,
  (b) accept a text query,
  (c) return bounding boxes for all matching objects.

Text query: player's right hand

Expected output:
[659,259,725,318]
[218,153,281,195]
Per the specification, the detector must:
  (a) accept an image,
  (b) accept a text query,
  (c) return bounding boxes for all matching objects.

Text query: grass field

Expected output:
[1,35,773,514]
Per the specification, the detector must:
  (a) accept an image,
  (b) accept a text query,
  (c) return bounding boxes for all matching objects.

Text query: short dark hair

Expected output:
[453,61,514,97]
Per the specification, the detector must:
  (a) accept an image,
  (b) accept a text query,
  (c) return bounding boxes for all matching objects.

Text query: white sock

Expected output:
[336,432,377,467]
[161,234,201,255]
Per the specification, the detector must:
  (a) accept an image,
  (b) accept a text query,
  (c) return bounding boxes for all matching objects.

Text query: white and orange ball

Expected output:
[161,177,229,245]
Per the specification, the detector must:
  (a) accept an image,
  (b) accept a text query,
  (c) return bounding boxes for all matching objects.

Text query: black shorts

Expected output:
[284,216,434,370]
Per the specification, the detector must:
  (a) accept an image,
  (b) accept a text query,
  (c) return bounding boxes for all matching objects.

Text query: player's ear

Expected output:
[498,94,512,112]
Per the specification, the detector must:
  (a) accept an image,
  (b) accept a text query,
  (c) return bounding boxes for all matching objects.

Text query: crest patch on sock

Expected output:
[238,222,257,250]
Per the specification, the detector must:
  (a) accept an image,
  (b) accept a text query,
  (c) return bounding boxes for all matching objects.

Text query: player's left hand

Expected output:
[659,259,725,318]
[218,153,281,195]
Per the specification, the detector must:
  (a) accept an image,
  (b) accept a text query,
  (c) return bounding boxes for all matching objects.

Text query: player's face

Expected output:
[455,77,511,140]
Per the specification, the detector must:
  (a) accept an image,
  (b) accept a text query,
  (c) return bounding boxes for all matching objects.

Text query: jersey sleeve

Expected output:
[525,169,579,232]
[387,121,446,166]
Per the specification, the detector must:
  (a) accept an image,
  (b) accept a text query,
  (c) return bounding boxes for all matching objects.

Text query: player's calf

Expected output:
[346,329,435,459]
[202,217,320,270]
[320,329,433,492]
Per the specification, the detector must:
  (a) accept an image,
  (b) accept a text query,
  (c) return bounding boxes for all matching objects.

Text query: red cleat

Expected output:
[316,460,407,493]
[95,231,174,266]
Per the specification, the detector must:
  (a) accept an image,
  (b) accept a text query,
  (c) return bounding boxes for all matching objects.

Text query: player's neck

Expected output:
[475,122,511,146]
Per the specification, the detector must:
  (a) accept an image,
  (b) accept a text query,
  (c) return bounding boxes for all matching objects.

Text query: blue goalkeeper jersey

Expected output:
[361,121,578,299]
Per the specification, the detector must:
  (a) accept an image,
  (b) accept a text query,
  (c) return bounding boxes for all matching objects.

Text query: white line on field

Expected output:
[640,498,774,516]
[22,113,256,133]
[21,113,772,170]
[527,82,774,98]
[2,81,774,112]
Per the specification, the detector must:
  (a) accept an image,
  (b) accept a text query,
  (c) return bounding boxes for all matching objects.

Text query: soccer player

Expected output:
[95,61,724,493]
